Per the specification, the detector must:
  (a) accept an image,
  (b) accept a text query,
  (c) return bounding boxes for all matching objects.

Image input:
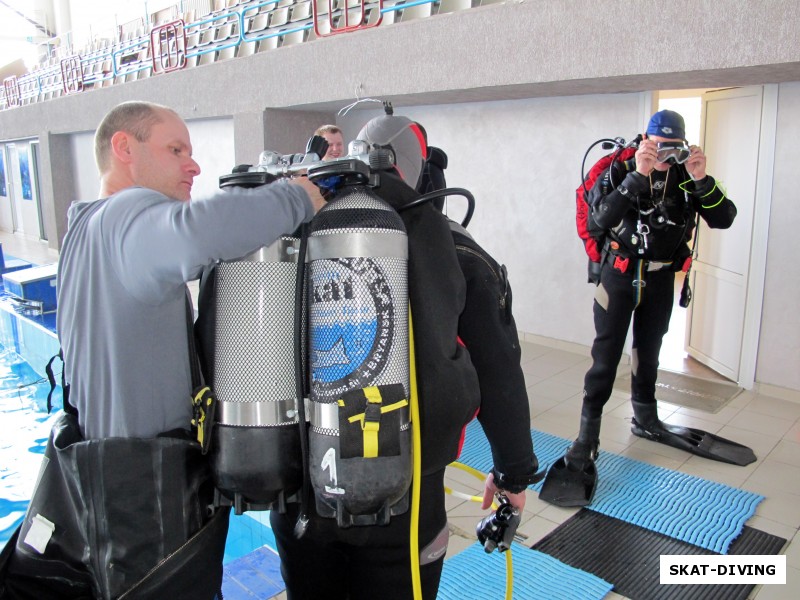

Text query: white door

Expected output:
[686,85,776,388]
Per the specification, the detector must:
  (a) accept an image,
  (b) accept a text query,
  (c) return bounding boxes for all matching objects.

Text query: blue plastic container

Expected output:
[2,263,58,313]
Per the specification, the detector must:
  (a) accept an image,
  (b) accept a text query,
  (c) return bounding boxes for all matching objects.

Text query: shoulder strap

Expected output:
[46,349,76,416]
[185,291,202,390]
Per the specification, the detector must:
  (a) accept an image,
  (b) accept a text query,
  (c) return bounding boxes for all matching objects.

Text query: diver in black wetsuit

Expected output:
[540,109,756,508]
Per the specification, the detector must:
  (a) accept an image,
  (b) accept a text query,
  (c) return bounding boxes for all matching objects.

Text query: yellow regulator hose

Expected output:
[408,309,514,600]
[408,307,423,600]
[448,461,515,600]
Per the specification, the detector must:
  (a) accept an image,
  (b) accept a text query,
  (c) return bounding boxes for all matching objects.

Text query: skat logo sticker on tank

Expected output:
[321,448,345,495]
[310,257,395,400]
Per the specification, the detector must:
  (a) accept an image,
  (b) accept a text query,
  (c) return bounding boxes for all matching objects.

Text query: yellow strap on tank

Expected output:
[190,386,213,448]
[343,387,409,458]
[362,387,383,458]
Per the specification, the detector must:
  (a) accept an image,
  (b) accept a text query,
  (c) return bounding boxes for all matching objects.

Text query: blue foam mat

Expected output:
[438,542,613,600]
[222,544,285,600]
[457,421,763,554]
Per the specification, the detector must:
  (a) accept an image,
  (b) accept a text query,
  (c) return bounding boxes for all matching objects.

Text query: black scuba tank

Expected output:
[207,238,304,514]
[306,184,412,527]
[205,173,304,515]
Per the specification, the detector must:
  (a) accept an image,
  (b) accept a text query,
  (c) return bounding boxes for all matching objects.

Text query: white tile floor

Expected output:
[4,231,796,599]
[0,232,59,267]
[442,338,800,600]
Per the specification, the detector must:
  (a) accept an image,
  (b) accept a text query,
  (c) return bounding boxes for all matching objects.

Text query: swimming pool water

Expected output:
[0,344,61,546]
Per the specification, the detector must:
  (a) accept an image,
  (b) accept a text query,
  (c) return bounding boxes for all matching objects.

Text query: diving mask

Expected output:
[656,142,691,165]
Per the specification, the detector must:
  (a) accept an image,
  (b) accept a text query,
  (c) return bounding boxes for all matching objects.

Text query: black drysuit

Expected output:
[582,160,737,419]
[271,172,537,599]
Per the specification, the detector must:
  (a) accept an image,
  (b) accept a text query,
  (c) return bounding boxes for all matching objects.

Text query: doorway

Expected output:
[654,87,775,389]
[2,139,44,240]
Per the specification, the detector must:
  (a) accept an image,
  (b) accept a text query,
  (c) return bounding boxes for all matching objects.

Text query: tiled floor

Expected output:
[441,338,800,600]
[0,232,59,267]
[5,231,796,599]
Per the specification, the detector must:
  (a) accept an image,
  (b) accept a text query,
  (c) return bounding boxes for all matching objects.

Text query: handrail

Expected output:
[151,20,188,74]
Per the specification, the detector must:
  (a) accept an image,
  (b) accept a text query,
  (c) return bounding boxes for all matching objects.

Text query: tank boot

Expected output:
[540,415,601,507]
[630,399,756,466]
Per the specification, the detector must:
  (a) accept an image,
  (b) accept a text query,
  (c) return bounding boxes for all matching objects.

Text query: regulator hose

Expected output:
[293,223,312,538]
[447,461,516,600]
[408,308,423,599]
[399,187,476,228]
[580,138,622,199]
[581,135,642,197]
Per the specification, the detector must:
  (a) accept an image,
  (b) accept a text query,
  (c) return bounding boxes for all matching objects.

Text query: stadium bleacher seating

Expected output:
[0,0,489,110]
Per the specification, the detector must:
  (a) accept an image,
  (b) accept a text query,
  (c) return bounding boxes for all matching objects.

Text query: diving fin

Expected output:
[539,442,598,507]
[631,418,756,466]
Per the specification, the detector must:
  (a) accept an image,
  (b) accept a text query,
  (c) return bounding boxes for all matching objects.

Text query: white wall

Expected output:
[66,117,235,203]
[69,131,99,201]
[756,82,800,391]
[341,93,646,347]
[186,117,235,200]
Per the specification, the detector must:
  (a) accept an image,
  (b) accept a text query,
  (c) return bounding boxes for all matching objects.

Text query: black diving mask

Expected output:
[656,142,691,165]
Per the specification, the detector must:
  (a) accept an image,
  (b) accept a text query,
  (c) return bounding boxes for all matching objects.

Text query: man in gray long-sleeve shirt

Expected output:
[2,101,324,599]
[57,101,324,440]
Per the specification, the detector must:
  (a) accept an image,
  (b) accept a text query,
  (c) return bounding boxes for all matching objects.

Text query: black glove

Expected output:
[306,135,329,160]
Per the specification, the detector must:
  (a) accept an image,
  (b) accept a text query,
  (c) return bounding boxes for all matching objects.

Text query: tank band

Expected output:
[308,398,410,432]
[217,397,299,426]
[237,237,301,263]
[308,231,408,261]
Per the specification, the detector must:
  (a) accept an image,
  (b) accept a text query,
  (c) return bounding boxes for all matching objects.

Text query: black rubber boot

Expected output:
[566,413,601,469]
[631,399,661,430]
[539,413,602,507]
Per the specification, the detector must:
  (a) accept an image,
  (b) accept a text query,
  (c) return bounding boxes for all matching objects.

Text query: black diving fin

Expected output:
[539,444,598,507]
[631,418,757,466]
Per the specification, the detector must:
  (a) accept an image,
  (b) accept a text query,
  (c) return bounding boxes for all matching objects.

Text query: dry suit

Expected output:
[270,171,538,599]
[581,158,737,430]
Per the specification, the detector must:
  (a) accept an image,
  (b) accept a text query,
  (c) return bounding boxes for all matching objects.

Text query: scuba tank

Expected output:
[305,158,412,528]
[204,172,304,515]
[204,144,412,526]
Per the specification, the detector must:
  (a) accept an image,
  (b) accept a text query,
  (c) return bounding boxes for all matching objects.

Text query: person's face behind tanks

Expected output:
[322,131,345,160]
[129,110,201,201]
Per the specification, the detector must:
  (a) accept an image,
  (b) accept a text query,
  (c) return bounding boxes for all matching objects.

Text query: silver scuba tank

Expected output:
[209,236,303,514]
[307,185,412,527]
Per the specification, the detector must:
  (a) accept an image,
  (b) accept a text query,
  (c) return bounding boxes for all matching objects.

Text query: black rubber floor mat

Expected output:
[531,509,787,600]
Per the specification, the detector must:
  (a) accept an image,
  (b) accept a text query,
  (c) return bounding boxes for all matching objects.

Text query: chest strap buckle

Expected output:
[613,256,630,273]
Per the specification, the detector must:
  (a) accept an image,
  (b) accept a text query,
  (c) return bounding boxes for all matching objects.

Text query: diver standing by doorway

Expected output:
[541,109,755,507]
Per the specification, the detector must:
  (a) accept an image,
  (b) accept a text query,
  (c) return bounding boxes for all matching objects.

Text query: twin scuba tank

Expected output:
[207,144,412,526]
